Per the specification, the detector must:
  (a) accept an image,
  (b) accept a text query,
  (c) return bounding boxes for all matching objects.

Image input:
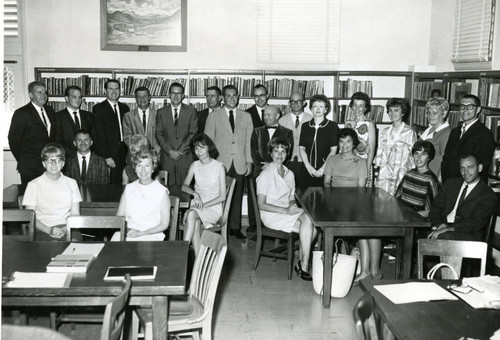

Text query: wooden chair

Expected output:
[3,209,35,241]
[249,178,299,280]
[417,239,487,279]
[158,170,168,186]
[167,195,180,241]
[66,216,126,241]
[134,231,227,340]
[100,274,132,340]
[353,292,385,340]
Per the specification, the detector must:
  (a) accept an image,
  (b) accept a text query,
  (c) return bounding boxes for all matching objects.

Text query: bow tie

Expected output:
[267,126,278,130]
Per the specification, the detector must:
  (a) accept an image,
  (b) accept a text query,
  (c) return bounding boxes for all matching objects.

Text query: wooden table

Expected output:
[295,187,430,308]
[2,240,189,340]
[360,279,500,340]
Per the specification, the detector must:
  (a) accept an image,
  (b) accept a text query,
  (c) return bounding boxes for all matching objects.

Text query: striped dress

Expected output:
[395,169,441,212]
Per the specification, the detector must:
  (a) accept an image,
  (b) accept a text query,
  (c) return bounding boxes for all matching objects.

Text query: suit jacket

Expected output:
[64,153,110,185]
[54,108,93,157]
[429,177,497,241]
[205,107,253,175]
[441,121,495,183]
[8,102,55,176]
[278,112,313,161]
[91,100,130,161]
[251,125,294,176]
[122,107,160,154]
[246,105,265,129]
[155,103,198,168]
[197,108,209,134]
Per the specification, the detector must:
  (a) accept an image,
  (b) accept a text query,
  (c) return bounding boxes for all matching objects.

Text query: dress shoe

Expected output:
[229,230,246,240]
[246,225,257,233]
[294,262,312,281]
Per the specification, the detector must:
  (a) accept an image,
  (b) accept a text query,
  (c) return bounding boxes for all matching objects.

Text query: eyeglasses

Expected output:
[253,94,268,99]
[44,158,63,165]
[459,104,478,111]
[425,110,442,116]
[447,282,483,294]
[290,100,303,104]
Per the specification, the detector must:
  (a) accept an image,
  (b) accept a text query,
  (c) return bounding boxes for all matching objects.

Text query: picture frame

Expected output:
[100,0,187,52]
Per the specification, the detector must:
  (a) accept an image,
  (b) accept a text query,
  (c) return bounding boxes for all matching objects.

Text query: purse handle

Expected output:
[427,263,459,280]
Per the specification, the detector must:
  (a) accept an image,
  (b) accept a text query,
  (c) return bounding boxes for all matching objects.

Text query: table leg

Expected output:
[152,296,168,340]
[402,228,414,279]
[323,228,333,308]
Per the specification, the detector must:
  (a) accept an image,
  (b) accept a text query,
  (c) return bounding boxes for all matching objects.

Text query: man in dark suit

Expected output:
[8,81,55,189]
[92,79,130,184]
[246,84,269,129]
[65,130,110,185]
[156,82,198,185]
[54,85,93,158]
[198,86,222,133]
[429,154,497,241]
[441,94,495,183]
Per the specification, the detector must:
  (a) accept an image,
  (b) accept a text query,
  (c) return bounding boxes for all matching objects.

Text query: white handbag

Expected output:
[426,263,459,280]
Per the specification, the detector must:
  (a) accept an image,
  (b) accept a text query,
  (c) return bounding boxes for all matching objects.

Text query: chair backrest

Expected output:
[2,209,36,241]
[248,178,263,229]
[483,213,497,244]
[100,274,131,340]
[66,216,126,241]
[213,176,236,238]
[158,170,168,186]
[417,239,487,279]
[168,195,180,241]
[189,231,227,323]
[17,195,24,209]
[353,292,383,340]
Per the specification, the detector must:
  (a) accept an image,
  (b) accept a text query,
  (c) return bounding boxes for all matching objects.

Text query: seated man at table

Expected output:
[64,130,110,185]
[23,143,82,241]
[428,154,497,241]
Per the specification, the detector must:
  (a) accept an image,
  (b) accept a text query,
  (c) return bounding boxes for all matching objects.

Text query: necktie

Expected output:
[142,110,147,132]
[295,115,300,129]
[174,108,178,126]
[267,126,277,130]
[460,124,466,138]
[113,104,117,115]
[229,110,235,132]
[73,112,81,130]
[81,156,87,182]
[261,109,265,121]
[458,184,468,205]
[40,107,48,127]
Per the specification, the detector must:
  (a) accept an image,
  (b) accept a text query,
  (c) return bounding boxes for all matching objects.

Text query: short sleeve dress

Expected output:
[190,159,225,227]
[323,154,368,187]
[345,119,374,185]
[256,163,303,233]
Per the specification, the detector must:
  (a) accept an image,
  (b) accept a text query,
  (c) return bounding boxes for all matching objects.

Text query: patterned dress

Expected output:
[345,119,374,186]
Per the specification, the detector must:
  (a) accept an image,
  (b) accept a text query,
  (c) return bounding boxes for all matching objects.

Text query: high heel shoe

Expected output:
[294,261,312,281]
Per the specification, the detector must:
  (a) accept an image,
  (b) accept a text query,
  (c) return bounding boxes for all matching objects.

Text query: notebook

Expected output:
[103,266,157,281]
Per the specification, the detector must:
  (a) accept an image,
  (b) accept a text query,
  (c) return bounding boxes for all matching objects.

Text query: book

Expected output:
[103,266,157,281]
[5,272,72,288]
[45,243,105,273]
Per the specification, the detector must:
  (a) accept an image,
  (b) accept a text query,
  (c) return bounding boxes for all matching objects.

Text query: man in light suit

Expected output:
[156,82,198,185]
[429,154,497,241]
[278,91,313,187]
[8,81,55,189]
[92,79,130,184]
[55,85,93,158]
[246,84,268,129]
[65,130,110,185]
[198,86,222,133]
[123,86,160,155]
[205,85,254,240]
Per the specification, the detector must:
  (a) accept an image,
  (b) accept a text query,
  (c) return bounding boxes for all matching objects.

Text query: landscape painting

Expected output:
[100,0,187,52]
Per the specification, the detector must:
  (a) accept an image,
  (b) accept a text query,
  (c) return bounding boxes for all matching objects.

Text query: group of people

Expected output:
[8,80,498,281]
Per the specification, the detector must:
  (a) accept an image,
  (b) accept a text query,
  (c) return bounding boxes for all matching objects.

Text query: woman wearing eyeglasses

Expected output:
[23,143,82,240]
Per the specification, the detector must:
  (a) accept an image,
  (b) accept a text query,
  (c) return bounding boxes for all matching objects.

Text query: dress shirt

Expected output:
[77,152,91,174]
[139,107,150,129]
[267,125,278,139]
[171,105,181,121]
[107,99,123,141]
[462,119,479,135]
[446,178,480,223]
[257,105,266,121]
[32,102,51,135]
[224,106,236,119]
[420,121,450,140]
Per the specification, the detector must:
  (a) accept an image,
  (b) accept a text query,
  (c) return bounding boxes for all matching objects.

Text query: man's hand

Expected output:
[168,150,182,160]
[428,224,453,239]
[245,163,252,176]
[106,158,116,168]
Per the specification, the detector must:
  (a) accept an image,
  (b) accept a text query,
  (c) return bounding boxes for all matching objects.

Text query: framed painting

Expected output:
[100,0,187,52]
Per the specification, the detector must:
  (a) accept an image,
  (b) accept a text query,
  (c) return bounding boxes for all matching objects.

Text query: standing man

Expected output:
[156,82,198,185]
[205,85,253,240]
[246,84,269,129]
[198,86,222,133]
[92,79,130,184]
[441,94,495,183]
[55,85,93,157]
[8,81,55,189]
[122,86,160,155]
[278,91,313,186]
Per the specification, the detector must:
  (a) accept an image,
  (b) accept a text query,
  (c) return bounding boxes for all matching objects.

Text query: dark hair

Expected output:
[338,128,360,148]
[41,142,65,161]
[412,140,436,161]
[169,82,185,94]
[267,136,292,158]
[459,153,481,166]
[386,98,410,118]
[28,81,46,92]
[462,94,481,106]
[134,86,150,96]
[206,86,222,96]
[430,89,442,97]
[349,92,371,113]
[222,84,238,96]
[74,129,92,140]
[104,79,120,90]
[309,94,331,114]
[131,149,158,171]
[191,134,219,159]
[64,85,82,97]
[253,84,268,95]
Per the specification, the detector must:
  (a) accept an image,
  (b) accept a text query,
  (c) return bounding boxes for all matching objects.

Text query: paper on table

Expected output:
[459,275,500,309]
[374,282,458,304]
[5,272,72,288]
[61,243,105,258]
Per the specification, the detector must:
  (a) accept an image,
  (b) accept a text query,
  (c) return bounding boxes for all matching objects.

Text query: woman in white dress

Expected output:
[112,150,170,241]
[257,136,317,281]
[182,134,226,256]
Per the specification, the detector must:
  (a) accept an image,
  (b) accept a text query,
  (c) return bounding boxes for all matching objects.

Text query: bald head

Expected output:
[263,105,281,126]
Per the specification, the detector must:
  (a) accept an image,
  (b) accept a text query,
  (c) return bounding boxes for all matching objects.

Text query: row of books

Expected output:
[413,81,472,104]
[412,107,463,129]
[117,77,187,97]
[337,104,385,123]
[485,83,500,108]
[39,76,109,96]
[264,79,324,98]
[479,78,500,107]
[337,79,373,98]
[481,113,500,142]
[189,77,263,97]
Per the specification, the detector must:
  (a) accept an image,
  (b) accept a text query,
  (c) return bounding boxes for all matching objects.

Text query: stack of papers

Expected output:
[460,275,500,309]
[5,272,72,288]
[46,243,105,273]
[374,282,458,304]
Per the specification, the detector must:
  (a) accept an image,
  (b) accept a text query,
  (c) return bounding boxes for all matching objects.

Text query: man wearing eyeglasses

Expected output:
[246,84,269,129]
[441,94,495,183]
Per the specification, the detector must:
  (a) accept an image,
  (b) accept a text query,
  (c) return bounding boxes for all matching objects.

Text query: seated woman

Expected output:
[23,143,82,241]
[323,128,368,187]
[182,134,226,256]
[122,134,150,185]
[112,149,170,241]
[256,136,317,281]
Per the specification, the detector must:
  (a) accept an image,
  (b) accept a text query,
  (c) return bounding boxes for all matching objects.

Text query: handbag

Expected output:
[312,238,358,298]
[426,263,459,280]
